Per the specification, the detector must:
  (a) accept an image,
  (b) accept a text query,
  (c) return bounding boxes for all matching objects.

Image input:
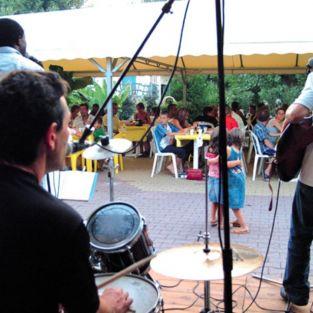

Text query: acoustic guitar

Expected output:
[276,116,313,182]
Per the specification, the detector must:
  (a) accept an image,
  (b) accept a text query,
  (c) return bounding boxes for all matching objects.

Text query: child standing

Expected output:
[93,117,105,142]
[206,128,223,227]
[227,128,249,234]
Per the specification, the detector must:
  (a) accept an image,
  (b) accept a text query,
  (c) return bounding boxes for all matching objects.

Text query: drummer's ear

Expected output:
[45,122,58,151]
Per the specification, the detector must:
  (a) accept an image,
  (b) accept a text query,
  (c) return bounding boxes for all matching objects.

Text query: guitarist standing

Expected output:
[281,58,313,311]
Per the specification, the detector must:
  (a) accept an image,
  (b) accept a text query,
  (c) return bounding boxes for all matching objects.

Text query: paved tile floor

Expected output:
[66,158,313,282]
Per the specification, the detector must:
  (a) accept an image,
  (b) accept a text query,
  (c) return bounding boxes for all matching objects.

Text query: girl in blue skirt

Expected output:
[227,128,249,234]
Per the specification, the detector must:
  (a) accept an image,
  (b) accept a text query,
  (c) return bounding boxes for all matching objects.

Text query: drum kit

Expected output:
[83,139,264,313]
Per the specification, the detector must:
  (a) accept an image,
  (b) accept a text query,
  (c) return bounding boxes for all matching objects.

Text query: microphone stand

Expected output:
[197,160,212,312]
[79,0,175,144]
[215,0,233,312]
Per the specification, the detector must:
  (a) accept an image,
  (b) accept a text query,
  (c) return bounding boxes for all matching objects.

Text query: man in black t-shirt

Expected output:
[194,106,218,127]
[0,71,132,313]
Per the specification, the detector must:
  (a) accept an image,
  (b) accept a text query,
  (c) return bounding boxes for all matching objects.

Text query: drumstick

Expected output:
[96,255,156,290]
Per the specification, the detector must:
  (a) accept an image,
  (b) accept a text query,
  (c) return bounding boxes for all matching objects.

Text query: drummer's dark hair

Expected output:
[0,18,24,47]
[0,71,69,166]
[160,110,168,115]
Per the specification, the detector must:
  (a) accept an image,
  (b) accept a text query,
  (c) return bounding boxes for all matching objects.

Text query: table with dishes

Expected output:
[175,130,211,169]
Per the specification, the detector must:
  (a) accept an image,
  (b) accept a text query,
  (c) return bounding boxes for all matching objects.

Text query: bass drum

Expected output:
[87,202,154,274]
[95,274,162,313]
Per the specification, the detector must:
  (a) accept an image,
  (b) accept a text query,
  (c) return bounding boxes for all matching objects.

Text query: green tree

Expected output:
[0,0,83,16]
[169,74,219,119]
[169,73,306,117]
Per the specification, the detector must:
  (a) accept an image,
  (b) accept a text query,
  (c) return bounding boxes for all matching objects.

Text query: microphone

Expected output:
[66,142,91,156]
[25,53,44,68]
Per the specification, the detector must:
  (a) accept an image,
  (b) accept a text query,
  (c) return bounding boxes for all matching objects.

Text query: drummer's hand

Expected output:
[99,288,133,313]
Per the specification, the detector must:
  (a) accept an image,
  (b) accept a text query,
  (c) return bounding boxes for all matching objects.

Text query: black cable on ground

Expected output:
[97,0,191,156]
[163,281,200,311]
[241,180,282,312]
[159,280,182,289]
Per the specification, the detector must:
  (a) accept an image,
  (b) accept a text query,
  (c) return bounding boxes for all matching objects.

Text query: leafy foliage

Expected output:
[142,84,159,110]
[169,73,306,118]
[0,0,83,15]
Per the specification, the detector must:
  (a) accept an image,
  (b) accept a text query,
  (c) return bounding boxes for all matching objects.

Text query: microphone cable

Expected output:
[97,0,191,155]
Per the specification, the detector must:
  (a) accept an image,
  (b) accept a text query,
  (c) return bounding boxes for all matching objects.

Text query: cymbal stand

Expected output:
[108,157,114,202]
[103,156,117,202]
[197,159,214,313]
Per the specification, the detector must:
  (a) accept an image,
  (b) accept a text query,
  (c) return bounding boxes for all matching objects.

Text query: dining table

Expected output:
[114,124,150,156]
[175,132,211,169]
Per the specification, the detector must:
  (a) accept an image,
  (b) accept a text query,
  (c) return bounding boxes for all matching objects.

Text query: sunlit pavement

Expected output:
[66,158,312,281]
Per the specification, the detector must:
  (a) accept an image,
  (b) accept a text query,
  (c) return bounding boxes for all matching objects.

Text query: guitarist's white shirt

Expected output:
[295,73,313,187]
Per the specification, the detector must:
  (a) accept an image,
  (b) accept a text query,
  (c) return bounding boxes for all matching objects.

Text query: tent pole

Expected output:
[106,57,113,139]
[79,0,176,144]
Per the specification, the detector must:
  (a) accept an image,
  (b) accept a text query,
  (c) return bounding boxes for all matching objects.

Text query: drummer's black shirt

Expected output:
[0,165,99,313]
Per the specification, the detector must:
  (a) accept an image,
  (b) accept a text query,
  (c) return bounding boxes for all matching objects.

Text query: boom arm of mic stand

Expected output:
[79,0,176,144]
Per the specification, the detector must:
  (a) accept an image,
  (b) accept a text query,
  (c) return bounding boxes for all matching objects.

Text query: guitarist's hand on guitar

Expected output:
[282,103,311,131]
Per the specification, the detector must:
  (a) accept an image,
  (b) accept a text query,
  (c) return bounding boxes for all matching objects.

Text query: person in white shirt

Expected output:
[73,103,94,131]
[0,18,43,80]
[280,58,313,310]
[231,101,246,130]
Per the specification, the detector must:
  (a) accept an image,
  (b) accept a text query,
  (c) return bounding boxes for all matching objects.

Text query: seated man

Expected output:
[253,106,275,180]
[154,110,191,174]
[73,103,94,132]
[194,106,218,128]
[103,103,121,134]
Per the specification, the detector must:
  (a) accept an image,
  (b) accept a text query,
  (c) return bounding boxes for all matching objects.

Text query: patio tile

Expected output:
[65,158,313,282]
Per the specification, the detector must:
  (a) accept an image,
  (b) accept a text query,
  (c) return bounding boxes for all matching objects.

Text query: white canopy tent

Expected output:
[6,0,313,136]
[8,0,313,76]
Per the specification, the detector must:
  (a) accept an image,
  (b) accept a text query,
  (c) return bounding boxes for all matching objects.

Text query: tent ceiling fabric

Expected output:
[8,0,313,75]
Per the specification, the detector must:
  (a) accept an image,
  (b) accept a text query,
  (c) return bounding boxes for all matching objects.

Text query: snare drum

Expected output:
[95,274,161,313]
[87,202,154,274]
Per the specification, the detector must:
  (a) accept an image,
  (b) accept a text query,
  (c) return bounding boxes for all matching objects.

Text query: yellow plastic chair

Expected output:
[82,158,98,172]
[114,154,124,174]
[67,150,83,171]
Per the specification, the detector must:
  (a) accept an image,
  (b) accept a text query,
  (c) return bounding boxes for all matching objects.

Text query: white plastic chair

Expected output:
[249,131,270,181]
[150,127,178,179]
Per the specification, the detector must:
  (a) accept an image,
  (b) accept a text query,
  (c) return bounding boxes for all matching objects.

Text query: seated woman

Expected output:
[150,106,161,124]
[134,102,151,125]
[154,110,191,174]
[266,107,285,145]
[170,108,192,130]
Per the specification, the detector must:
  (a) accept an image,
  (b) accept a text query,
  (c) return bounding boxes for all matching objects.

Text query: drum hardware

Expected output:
[126,246,141,275]
[197,231,212,313]
[87,202,155,275]
[151,162,263,312]
[96,255,155,290]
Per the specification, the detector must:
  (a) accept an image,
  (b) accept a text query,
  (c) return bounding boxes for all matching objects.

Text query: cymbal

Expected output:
[82,139,132,160]
[150,243,263,281]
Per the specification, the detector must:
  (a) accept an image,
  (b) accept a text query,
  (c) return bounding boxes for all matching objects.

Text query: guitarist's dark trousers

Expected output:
[283,181,313,306]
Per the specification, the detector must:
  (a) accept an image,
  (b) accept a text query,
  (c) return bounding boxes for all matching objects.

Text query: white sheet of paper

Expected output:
[47,171,98,201]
